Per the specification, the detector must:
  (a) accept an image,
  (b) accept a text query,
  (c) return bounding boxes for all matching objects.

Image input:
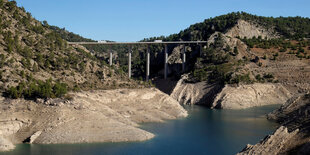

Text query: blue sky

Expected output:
[16,0,310,42]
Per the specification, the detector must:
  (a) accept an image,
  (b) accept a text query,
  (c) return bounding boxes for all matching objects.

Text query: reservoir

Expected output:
[2,105,279,155]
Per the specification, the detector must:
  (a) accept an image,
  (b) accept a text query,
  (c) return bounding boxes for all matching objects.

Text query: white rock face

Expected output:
[170,75,201,105]
[0,120,24,135]
[0,120,24,151]
[0,137,15,152]
[212,83,292,109]
[225,19,279,39]
[170,75,221,105]
[29,131,42,144]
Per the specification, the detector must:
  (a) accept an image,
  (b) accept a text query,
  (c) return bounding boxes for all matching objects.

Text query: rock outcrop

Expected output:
[0,137,15,152]
[212,83,291,109]
[0,88,187,152]
[238,126,299,155]
[225,19,279,39]
[238,93,310,154]
[29,131,42,144]
[170,74,222,105]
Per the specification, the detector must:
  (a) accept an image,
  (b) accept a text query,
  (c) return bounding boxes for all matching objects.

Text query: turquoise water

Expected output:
[2,105,279,155]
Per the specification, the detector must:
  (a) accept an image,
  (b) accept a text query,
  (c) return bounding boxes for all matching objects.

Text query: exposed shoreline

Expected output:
[0,88,188,152]
[169,74,292,109]
[1,82,308,154]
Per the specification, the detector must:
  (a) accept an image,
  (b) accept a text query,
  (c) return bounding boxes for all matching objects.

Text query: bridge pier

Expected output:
[164,44,168,79]
[109,45,113,66]
[128,45,132,78]
[68,41,208,81]
[146,45,150,81]
[199,44,202,57]
[182,45,186,72]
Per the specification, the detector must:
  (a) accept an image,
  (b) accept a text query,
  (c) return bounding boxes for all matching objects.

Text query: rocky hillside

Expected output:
[145,13,310,109]
[0,0,143,99]
[51,12,310,85]
[149,12,310,41]
[139,13,309,89]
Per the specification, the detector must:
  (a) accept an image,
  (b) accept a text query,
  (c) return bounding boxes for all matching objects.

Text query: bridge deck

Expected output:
[68,41,207,45]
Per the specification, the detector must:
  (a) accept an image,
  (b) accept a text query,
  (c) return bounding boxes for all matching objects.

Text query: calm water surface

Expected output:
[2,105,280,155]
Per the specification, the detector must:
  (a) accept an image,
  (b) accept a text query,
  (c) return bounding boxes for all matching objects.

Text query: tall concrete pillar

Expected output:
[146,45,150,81]
[199,44,202,57]
[109,45,113,66]
[182,45,186,72]
[128,45,132,78]
[164,44,168,79]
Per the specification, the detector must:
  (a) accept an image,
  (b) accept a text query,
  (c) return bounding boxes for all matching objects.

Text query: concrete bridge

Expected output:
[68,41,207,81]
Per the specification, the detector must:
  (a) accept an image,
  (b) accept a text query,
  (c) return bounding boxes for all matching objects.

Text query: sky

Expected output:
[16,0,310,42]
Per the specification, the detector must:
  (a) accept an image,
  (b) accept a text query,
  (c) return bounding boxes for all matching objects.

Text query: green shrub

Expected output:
[229,73,253,84]
[0,0,3,7]
[298,47,305,53]
[233,47,239,56]
[193,68,208,81]
[263,73,274,79]
[32,25,45,34]
[53,82,67,97]
[305,93,310,99]
[255,74,262,80]
[79,62,86,72]
[224,45,231,52]
[262,55,267,59]
[7,86,19,99]
[279,48,287,52]
[0,54,5,68]
[5,79,68,99]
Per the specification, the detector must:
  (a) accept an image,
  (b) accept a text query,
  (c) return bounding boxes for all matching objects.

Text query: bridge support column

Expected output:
[182,45,186,72]
[199,44,202,57]
[164,44,168,79]
[128,45,132,78]
[109,45,113,66]
[146,45,150,81]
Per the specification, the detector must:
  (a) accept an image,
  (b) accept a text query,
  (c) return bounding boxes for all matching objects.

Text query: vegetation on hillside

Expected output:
[188,34,248,84]
[144,12,310,42]
[9,4,308,88]
[48,23,168,80]
[50,11,310,84]
[5,78,67,99]
[0,0,141,99]
[241,37,310,59]
[140,12,310,85]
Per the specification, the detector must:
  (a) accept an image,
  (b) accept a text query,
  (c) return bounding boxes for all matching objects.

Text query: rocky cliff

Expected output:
[212,83,292,109]
[0,88,187,152]
[170,74,222,105]
[238,93,310,154]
